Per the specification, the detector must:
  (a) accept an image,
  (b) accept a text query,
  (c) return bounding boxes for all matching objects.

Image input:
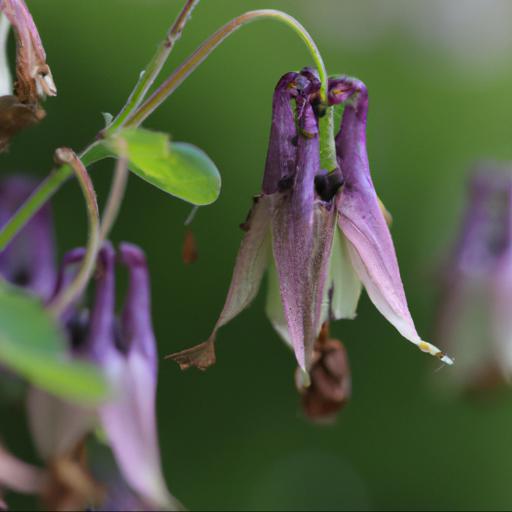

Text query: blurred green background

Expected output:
[3,0,512,510]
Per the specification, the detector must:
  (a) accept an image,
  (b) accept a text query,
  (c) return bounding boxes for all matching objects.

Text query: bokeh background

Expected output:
[3,0,512,510]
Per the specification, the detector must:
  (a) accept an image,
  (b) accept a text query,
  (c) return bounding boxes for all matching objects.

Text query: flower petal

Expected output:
[271,101,336,372]
[0,176,56,301]
[0,443,45,494]
[265,261,290,346]
[167,196,272,370]
[26,386,95,461]
[323,225,362,322]
[336,79,451,364]
[262,72,300,194]
[97,243,176,510]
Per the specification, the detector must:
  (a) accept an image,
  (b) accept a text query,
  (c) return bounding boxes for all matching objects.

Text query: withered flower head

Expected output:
[296,323,351,423]
[168,69,452,381]
[0,0,56,151]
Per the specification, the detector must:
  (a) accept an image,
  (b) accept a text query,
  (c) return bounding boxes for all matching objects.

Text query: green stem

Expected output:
[111,0,199,130]
[47,149,100,317]
[0,143,101,251]
[0,8,332,249]
[123,9,328,128]
[99,143,129,241]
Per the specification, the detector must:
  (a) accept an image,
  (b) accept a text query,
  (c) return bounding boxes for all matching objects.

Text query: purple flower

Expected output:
[0,176,56,301]
[26,243,179,510]
[168,70,452,379]
[436,168,512,392]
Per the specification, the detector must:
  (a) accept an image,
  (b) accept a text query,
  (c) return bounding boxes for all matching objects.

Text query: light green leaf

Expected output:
[0,282,108,403]
[106,127,221,206]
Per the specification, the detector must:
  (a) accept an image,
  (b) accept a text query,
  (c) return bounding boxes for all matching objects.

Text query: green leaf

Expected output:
[106,127,222,206]
[0,281,108,403]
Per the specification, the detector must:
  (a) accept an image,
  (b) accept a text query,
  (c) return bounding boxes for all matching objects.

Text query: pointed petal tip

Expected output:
[298,368,311,388]
[165,339,216,371]
[418,341,454,366]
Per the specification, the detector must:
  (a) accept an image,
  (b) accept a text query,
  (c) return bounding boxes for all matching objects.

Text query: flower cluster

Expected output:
[0,178,177,511]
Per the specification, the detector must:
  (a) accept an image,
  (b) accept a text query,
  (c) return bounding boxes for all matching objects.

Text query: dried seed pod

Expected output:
[296,323,351,423]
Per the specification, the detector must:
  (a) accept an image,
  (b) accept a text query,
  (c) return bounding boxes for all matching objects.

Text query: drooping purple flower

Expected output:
[168,69,451,379]
[26,243,179,510]
[86,242,175,510]
[0,176,56,301]
[436,168,512,392]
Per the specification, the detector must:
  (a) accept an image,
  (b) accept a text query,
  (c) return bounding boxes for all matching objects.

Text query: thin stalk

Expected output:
[47,149,100,317]
[123,9,328,128]
[111,0,199,130]
[99,145,128,241]
[0,8,331,249]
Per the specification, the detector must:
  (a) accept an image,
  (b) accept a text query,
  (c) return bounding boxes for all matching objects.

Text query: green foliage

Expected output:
[106,127,221,205]
[0,281,108,402]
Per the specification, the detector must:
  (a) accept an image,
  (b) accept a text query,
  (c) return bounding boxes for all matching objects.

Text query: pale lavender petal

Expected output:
[168,196,272,370]
[336,79,451,364]
[0,176,56,301]
[323,225,362,323]
[26,387,95,461]
[0,443,45,494]
[271,101,336,372]
[98,243,175,510]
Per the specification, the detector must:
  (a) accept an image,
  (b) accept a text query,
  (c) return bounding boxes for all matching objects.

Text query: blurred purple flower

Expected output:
[26,243,179,510]
[436,168,512,392]
[169,70,451,380]
[0,176,56,301]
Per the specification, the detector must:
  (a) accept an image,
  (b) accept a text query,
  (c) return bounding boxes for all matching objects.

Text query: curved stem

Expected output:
[99,145,128,241]
[47,149,100,317]
[0,8,331,248]
[123,9,328,128]
[111,0,199,130]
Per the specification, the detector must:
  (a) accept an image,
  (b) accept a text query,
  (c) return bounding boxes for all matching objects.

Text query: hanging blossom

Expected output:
[0,0,56,151]
[0,178,179,511]
[436,167,512,393]
[169,68,452,380]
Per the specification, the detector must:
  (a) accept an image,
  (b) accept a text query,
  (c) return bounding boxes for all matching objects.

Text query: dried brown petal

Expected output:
[296,324,351,423]
[166,338,216,370]
[0,94,44,151]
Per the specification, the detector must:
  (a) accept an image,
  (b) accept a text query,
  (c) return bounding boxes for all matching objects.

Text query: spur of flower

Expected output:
[168,68,452,378]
